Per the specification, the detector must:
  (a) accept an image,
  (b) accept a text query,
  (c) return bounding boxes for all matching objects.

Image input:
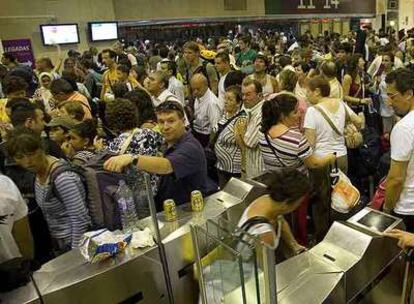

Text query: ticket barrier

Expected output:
[224,208,405,304]
[191,217,277,304]
[0,175,270,304]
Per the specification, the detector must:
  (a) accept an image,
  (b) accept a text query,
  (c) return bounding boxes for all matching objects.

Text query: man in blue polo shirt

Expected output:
[104,100,217,210]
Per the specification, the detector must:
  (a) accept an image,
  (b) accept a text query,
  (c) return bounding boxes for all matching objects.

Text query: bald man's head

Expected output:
[190,73,209,98]
[320,61,337,79]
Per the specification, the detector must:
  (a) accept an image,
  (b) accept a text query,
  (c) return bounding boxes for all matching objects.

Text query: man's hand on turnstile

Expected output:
[385,229,414,249]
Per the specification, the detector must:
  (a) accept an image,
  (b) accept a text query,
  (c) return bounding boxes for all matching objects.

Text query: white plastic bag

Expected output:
[331,170,360,213]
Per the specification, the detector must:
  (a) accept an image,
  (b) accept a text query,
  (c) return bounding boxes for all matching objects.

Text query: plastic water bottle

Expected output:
[115,180,139,233]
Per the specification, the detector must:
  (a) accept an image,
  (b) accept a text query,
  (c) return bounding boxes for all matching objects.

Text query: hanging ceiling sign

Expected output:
[265,0,376,16]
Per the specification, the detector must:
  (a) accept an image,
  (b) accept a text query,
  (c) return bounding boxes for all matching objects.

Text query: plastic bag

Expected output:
[80,229,132,263]
[331,170,360,213]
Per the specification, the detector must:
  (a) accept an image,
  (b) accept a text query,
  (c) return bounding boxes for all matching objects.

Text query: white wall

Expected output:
[399,0,414,30]
[0,0,116,61]
[114,0,265,20]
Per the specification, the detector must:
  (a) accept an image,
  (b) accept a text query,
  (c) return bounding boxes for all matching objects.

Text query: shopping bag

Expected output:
[330,169,360,214]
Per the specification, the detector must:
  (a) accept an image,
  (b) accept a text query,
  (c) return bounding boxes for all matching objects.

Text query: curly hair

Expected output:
[2,76,28,95]
[105,98,138,133]
[225,85,242,104]
[124,89,156,126]
[265,169,311,204]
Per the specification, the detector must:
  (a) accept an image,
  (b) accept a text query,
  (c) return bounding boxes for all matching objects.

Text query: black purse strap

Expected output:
[264,133,286,167]
[240,216,272,232]
[211,112,243,148]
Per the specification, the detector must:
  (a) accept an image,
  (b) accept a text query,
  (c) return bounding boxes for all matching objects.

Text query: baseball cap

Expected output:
[46,117,77,130]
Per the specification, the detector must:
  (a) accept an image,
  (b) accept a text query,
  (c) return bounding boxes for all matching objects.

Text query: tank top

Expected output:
[253,74,274,95]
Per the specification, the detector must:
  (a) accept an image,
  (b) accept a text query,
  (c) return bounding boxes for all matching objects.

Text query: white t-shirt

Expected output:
[237,206,278,249]
[0,175,28,263]
[391,111,414,215]
[304,103,352,157]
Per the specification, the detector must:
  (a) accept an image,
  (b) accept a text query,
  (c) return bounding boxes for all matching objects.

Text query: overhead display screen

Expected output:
[89,22,118,42]
[40,24,80,46]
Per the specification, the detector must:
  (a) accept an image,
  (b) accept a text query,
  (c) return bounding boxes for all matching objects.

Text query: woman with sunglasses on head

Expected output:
[304,76,362,241]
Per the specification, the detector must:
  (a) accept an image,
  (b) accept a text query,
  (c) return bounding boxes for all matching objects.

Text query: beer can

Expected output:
[191,190,204,212]
[163,199,177,221]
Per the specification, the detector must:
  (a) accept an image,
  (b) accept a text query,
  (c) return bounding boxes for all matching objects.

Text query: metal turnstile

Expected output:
[0,280,40,304]
[2,175,268,304]
[224,208,405,304]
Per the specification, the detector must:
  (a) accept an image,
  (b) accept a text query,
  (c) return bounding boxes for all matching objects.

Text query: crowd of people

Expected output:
[1,25,414,273]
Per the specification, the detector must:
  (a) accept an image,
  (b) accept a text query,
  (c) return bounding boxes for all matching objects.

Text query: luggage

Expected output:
[49,131,142,231]
[48,153,125,231]
[358,127,381,177]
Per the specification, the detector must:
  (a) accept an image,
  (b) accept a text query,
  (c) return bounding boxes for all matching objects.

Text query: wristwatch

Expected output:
[132,155,140,166]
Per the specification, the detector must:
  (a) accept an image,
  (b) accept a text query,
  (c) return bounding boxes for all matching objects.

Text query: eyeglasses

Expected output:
[155,101,184,114]
[13,150,39,160]
[387,92,399,99]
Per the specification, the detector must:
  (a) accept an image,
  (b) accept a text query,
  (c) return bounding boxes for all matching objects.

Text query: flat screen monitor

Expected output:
[348,208,401,235]
[357,211,397,233]
[88,22,118,42]
[40,24,80,46]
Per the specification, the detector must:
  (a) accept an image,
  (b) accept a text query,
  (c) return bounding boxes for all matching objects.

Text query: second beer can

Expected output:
[191,190,204,212]
[163,199,177,221]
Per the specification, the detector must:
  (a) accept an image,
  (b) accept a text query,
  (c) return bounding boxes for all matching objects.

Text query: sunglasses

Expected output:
[387,92,399,99]
[155,101,184,114]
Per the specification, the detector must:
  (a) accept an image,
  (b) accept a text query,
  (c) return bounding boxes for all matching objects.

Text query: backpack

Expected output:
[357,127,381,177]
[0,258,32,292]
[49,154,125,231]
[49,130,144,231]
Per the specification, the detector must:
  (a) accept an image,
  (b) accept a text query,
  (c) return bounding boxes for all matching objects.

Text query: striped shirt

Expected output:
[35,170,91,248]
[259,128,313,175]
[72,150,95,166]
[244,101,265,178]
[214,113,245,174]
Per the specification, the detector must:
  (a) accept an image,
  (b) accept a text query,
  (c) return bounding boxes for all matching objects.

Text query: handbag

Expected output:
[315,104,363,149]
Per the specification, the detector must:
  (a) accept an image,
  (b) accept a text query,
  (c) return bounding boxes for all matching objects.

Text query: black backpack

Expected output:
[357,127,381,177]
[0,258,32,292]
